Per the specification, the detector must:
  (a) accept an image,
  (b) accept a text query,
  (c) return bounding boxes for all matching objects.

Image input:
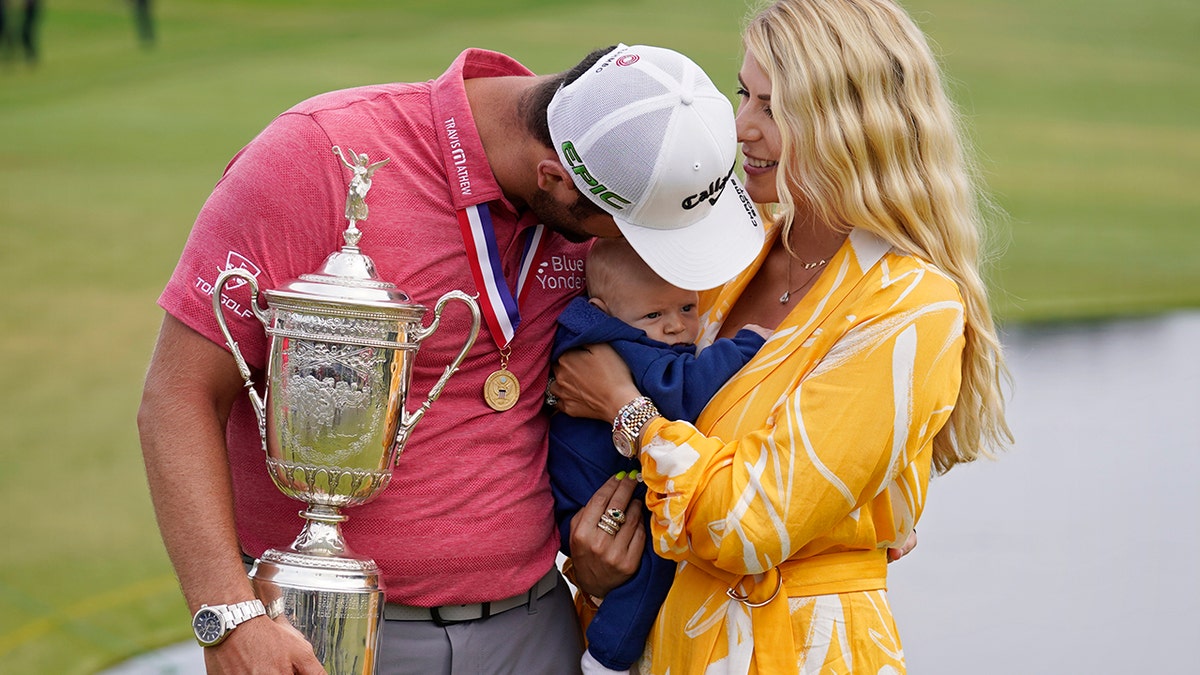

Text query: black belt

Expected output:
[241,554,558,627]
[383,567,561,627]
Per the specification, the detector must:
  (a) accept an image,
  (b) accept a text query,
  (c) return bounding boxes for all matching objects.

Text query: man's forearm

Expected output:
[137,315,257,611]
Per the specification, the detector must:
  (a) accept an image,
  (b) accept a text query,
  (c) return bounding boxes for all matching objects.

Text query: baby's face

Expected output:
[604,278,701,346]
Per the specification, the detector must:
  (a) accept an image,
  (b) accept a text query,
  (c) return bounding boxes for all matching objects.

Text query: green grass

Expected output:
[0,0,1196,671]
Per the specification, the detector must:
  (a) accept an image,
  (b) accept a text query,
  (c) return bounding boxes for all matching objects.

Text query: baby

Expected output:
[548,238,770,675]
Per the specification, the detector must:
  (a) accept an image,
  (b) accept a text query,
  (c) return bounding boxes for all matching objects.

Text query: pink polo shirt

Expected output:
[160,49,590,605]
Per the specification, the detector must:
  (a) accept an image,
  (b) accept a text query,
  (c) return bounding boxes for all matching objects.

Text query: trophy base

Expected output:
[250,548,384,675]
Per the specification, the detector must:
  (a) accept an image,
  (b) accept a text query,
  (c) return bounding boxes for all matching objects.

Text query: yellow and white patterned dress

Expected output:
[637,228,965,674]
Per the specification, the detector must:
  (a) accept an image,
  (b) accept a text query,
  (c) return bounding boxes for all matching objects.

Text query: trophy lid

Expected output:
[268,247,415,309]
[264,145,422,317]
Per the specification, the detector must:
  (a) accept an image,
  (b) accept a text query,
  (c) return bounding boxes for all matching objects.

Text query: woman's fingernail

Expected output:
[630,470,641,481]
[615,471,627,480]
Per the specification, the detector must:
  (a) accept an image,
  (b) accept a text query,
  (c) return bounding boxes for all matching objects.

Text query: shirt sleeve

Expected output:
[157,111,344,370]
[638,291,965,575]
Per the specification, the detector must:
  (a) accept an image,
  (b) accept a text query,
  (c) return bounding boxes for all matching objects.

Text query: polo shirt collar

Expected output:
[431,49,535,214]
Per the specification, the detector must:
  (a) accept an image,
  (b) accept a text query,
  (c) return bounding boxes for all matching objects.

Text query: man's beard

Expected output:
[527,189,607,243]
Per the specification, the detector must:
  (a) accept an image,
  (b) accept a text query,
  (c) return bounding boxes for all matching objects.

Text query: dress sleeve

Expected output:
[638,289,965,575]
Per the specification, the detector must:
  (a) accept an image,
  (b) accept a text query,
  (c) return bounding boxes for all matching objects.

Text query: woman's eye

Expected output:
[735,86,749,99]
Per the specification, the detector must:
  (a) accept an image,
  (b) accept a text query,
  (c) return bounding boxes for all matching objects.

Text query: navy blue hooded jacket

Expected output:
[548,296,765,670]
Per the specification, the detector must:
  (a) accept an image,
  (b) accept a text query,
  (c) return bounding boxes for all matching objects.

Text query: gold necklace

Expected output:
[778,255,828,304]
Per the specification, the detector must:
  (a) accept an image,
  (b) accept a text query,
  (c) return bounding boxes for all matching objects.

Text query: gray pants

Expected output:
[376,576,584,675]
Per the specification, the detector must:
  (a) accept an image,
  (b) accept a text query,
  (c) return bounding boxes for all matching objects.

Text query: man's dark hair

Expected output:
[523,45,618,147]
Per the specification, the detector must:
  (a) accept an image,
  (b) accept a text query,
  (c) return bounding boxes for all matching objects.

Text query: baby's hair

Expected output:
[585,238,667,303]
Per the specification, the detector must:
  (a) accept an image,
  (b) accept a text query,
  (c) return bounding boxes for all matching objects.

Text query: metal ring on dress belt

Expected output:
[726,573,783,608]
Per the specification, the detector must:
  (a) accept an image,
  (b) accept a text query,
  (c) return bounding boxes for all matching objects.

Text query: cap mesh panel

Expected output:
[588,107,672,209]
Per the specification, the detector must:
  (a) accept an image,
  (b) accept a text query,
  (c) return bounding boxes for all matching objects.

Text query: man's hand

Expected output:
[568,474,645,598]
[202,615,326,675]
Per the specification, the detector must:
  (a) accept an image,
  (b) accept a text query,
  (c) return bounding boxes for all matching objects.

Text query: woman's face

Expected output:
[735,54,782,205]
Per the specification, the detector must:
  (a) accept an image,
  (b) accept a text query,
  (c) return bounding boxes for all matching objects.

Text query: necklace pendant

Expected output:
[778,290,790,304]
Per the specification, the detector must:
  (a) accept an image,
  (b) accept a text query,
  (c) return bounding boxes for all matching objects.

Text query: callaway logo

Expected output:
[681,167,734,210]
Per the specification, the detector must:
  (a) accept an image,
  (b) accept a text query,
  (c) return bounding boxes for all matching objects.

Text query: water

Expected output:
[105,312,1200,674]
[890,311,1200,674]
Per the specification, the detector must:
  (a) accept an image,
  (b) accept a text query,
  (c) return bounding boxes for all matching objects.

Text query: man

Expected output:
[138,44,762,674]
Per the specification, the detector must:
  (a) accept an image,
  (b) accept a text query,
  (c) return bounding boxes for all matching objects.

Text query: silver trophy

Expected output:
[212,146,480,674]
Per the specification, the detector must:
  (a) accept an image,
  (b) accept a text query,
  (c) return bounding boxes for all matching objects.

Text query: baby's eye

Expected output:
[644,312,662,320]
[682,304,696,313]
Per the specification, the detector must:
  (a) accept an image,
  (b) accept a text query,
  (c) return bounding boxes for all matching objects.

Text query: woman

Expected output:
[552,0,1012,672]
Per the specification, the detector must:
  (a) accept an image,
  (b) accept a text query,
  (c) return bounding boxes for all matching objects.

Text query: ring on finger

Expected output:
[604,507,626,525]
[596,517,620,536]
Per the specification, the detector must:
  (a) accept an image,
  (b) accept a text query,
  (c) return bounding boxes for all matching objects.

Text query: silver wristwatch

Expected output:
[191,598,267,647]
[612,396,661,458]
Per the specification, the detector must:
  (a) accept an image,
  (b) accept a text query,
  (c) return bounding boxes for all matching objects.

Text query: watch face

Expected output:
[612,429,634,458]
[193,608,225,645]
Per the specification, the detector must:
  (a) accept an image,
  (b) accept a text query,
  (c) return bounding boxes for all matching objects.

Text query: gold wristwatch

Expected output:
[611,396,660,458]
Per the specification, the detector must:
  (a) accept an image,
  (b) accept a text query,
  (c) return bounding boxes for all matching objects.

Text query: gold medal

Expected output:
[483,368,520,411]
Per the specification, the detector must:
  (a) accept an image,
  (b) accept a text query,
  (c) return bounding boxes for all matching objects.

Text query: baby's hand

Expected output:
[744,324,774,341]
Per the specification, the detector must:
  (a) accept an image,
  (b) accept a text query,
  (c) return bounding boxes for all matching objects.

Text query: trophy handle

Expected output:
[394,291,481,461]
[213,268,270,427]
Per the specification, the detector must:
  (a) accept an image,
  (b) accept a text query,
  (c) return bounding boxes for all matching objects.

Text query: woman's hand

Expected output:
[568,474,645,598]
[550,343,642,422]
[887,529,918,562]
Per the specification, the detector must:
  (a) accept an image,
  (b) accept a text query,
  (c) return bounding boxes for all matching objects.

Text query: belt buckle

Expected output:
[726,573,782,608]
[430,601,491,627]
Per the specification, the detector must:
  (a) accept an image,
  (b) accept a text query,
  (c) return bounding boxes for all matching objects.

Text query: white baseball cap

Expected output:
[547,44,764,291]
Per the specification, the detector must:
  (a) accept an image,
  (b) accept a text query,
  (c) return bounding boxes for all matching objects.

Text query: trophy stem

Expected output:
[291,504,352,558]
[251,503,385,674]
[343,221,363,249]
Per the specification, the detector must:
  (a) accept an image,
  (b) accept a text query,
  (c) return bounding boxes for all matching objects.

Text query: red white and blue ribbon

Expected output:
[457,203,546,349]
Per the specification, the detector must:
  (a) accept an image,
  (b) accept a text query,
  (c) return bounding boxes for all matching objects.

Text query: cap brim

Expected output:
[615,176,764,291]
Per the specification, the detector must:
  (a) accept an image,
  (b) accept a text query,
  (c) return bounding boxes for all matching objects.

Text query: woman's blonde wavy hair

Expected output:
[744,0,1012,472]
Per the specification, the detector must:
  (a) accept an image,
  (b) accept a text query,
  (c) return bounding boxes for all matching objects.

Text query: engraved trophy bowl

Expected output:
[211,147,480,674]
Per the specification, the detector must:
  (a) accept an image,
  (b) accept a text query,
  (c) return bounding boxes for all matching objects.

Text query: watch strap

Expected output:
[613,396,660,457]
[225,598,267,626]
